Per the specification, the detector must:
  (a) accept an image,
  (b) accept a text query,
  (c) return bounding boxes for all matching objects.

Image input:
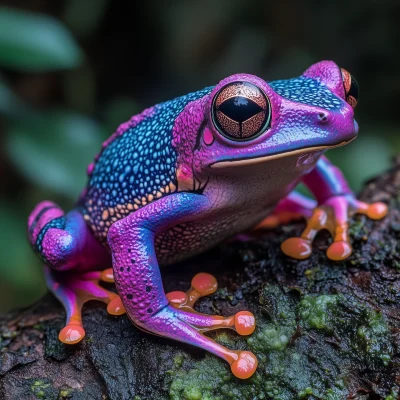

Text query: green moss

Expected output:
[31,380,50,399]
[169,355,250,400]
[298,293,392,365]
[348,217,367,239]
[58,388,72,399]
[298,295,338,332]
[385,387,399,400]
[249,326,290,351]
[298,387,313,398]
[168,286,393,400]
[248,285,296,354]
[173,354,184,368]
[354,307,392,364]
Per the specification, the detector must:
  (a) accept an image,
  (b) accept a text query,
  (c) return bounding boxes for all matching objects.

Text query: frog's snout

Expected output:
[317,111,329,124]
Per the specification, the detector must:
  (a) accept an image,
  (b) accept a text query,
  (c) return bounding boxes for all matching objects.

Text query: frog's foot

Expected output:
[281,195,388,261]
[156,273,257,379]
[255,191,316,229]
[44,266,125,344]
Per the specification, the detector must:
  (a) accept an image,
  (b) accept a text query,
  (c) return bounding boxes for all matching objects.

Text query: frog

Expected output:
[27,60,387,379]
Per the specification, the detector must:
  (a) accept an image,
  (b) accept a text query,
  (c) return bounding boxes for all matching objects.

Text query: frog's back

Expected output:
[81,87,213,243]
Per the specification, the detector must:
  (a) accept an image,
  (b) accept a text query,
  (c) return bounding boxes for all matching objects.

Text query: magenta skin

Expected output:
[194,70,356,172]
[27,60,387,378]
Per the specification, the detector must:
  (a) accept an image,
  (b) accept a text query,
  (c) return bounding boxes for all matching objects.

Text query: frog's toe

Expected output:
[100,268,115,283]
[326,240,352,261]
[231,351,258,379]
[166,272,218,311]
[281,208,328,260]
[191,273,218,297]
[235,311,256,335]
[166,291,187,306]
[351,199,388,220]
[107,296,126,315]
[59,324,85,344]
[281,237,312,260]
[161,273,257,378]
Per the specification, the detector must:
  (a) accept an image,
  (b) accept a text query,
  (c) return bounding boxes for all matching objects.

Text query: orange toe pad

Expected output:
[281,237,312,260]
[191,273,218,296]
[59,324,85,344]
[366,202,388,220]
[107,296,126,315]
[326,241,352,261]
[235,311,256,336]
[231,351,258,379]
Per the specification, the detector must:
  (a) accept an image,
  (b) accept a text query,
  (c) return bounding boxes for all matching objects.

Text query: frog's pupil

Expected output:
[218,96,263,123]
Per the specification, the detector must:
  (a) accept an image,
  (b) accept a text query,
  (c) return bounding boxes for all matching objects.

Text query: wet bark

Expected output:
[1,158,400,400]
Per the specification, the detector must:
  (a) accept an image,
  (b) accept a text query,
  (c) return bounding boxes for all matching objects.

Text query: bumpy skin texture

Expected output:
[27,60,387,379]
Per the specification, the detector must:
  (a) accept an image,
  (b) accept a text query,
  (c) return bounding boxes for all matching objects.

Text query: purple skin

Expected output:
[27,61,387,379]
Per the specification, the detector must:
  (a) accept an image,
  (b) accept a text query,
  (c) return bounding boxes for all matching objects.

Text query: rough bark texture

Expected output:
[1,159,400,400]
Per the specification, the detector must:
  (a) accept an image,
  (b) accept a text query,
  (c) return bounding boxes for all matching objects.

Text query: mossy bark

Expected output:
[1,159,400,400]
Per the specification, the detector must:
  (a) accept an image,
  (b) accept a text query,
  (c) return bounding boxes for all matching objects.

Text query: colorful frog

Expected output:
[27,61,387,379]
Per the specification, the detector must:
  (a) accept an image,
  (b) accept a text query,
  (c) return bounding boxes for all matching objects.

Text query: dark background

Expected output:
[0,0,398,312]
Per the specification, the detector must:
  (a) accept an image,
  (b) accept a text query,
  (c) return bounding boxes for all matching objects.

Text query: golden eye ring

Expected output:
[341,68,359,109]
[211,81,271,141]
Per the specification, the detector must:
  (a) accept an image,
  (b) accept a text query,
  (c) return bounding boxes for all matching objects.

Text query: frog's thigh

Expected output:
[28,203,109,271]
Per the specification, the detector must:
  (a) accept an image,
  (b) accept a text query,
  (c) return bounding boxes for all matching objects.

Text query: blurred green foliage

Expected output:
[0,1,398,312]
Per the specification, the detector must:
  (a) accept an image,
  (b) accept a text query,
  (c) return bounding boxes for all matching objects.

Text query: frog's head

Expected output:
[181,61,358,181]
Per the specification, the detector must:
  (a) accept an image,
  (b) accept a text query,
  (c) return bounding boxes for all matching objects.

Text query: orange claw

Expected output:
[231,351,258,379]
[234,311,256,336]
[59,324,85,344]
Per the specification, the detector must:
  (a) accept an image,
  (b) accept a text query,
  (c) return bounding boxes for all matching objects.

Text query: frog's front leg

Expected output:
[28,204,125,344]
[281,156,388,261]
[107,192,258,379]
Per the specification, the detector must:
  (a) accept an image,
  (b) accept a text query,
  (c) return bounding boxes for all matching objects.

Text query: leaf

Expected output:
[63,0,109,38]
[0,7,83,71]
[6,110,106,199]
[0,74,34,120]
[0,201,45,311]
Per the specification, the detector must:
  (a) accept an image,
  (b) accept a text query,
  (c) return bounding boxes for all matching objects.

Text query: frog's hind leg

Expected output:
[255,191,316,229]
[44,265,125,344]
[28,202,125,344]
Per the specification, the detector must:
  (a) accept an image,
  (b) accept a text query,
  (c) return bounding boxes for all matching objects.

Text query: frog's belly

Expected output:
[155,205,272,265]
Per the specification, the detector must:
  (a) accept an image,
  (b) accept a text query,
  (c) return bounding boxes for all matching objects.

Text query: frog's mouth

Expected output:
[209,138,355,170]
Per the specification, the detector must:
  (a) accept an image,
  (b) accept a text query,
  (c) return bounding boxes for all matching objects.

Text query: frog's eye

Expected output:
[211,81,271,141]
[341,68,359,109]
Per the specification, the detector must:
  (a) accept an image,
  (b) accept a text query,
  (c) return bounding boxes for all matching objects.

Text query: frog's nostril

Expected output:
[318,112,329,123]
